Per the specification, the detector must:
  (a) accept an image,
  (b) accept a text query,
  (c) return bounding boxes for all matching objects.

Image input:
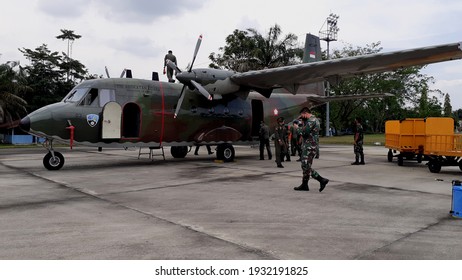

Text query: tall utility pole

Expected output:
[319,13,339,137]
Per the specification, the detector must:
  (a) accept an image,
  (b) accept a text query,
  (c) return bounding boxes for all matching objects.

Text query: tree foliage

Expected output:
[443,93,453,117]
[209,24,303,72]
[0,60,29,126]
[18,43,87,111]
[327,42,444,133]
[0,29,89,128]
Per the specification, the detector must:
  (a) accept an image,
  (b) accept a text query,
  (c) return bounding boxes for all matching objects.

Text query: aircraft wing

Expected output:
[305,93,394,107]
[230,42,462,94]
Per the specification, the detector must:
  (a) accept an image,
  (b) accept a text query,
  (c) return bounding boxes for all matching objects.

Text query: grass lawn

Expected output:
[0,144,43,149]
[320,134,385,146]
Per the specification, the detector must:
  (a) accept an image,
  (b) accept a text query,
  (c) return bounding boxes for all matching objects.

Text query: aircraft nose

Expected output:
[19,116,30,132]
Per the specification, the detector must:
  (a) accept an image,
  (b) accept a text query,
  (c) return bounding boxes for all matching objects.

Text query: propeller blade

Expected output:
[105,66,110,78]
[174,35,205,118]
[174,85,187,118]
[188,35,202,72]
[166,59,182,73]
[191,80,213,101]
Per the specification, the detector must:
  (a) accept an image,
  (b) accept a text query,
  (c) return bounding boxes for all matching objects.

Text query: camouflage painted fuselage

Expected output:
[23,78,311,148]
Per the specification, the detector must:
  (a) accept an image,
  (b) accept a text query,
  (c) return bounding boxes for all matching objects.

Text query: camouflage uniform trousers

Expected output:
[301,147,321,181]
[354,140,364,159]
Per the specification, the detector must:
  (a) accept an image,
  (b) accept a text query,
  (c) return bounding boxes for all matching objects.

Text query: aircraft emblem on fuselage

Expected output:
[86,114,99,127]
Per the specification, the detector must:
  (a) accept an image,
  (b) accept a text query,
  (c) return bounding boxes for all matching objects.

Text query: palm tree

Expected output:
[0,61,28,128]
[209,24,302,72]
[247,24,301,69]
[56,29,82,58]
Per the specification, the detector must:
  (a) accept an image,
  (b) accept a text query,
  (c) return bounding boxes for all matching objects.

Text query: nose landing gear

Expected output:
[43,140,65,170]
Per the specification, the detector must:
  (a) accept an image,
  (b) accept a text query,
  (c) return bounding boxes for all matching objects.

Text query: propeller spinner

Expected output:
[170,35,212,118]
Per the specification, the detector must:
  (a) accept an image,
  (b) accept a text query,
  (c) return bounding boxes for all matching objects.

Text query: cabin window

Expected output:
[99,89,116,107]
[79,88,99,106]
[63,88,89,103]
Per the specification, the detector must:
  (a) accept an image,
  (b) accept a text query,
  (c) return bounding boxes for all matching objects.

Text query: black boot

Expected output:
[294,178,309,191]
[316,176,329,192]
[351,154,359,165]
[359,153,365,165]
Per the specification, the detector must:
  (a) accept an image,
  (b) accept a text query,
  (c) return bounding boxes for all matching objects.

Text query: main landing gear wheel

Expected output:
[43,151,65,170]
[170,146,189,158]
[217,143,235,162]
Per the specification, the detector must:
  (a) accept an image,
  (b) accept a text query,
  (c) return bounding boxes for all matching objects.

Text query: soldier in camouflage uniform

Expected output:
[351,117,365,165]
[274,116,288,168]
[294,107,329,192]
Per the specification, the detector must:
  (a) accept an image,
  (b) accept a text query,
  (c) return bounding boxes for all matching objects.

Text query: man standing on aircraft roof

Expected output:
[163,50,177,83]
[351,117,365,165]
[274,116,288,168]
[294,107,329,192]
[259,120,272,160]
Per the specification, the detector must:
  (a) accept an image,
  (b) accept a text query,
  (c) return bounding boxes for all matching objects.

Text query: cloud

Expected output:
[108,36,159,58]
[37,0,88,18]
[94,0,207,24]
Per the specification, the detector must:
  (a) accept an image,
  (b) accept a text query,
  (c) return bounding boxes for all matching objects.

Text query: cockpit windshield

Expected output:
[63,87,89,103]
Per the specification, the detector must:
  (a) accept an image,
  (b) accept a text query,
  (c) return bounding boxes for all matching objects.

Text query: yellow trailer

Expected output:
[423,117,461,173]
[385,118,426,165]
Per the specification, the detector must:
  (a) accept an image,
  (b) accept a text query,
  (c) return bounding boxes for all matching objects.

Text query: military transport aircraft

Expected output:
[19,34,462,170]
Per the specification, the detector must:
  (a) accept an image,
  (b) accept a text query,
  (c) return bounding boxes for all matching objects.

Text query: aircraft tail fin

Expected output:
[297,34,325,96]
[302,33,322,63]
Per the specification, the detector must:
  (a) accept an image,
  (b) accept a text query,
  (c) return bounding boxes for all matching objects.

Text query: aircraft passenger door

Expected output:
[102,102,122,139]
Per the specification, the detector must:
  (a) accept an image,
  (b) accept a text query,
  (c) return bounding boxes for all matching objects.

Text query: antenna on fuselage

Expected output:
[120,69,126,78]
[105,66,110,78]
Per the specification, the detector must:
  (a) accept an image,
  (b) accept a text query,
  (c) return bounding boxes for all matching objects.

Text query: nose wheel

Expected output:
[43,151,65,170]
[42,139,65,170]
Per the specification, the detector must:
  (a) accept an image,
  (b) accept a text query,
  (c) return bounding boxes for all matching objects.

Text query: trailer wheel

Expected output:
[398,154,403,166]
[428,160,441,173]
[387,150,393,162]
[417,154,423,163]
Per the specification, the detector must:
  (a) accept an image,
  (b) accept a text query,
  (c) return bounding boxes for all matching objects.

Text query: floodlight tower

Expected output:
[319,13,339,137]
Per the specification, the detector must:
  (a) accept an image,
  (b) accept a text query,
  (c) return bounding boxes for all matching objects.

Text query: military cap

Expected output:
[277,116,284,122]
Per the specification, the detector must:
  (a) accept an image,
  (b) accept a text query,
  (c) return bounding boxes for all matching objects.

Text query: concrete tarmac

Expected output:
[1,144,461,259]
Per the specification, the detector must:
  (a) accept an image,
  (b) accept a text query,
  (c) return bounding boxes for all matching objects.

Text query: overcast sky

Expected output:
[1,0,462,108]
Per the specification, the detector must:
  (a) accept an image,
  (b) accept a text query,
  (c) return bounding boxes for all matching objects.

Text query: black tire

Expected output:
[43,152,65,170]
[387,150,393,162]
[217,143,235,162]
[170,146,188,158]
[428,160,442,173]
[458,160,462,172]
[398,154,403,166]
